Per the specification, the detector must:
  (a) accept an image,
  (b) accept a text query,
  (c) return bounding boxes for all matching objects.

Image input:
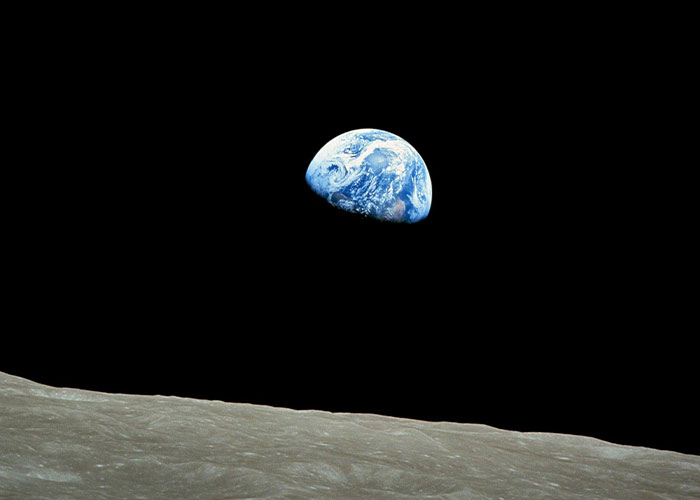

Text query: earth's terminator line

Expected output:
[306,129,432,223]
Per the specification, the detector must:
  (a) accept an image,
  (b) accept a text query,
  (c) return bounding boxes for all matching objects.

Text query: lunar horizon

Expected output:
[1,371,698,499]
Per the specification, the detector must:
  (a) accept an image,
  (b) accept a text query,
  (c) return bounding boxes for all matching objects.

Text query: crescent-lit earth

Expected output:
[306,129,432,223]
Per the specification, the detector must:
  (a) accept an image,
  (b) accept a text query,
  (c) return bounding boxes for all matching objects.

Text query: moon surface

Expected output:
[1,371,698,499]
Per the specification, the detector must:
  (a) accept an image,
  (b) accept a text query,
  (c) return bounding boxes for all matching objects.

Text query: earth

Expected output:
[306,129,432,223]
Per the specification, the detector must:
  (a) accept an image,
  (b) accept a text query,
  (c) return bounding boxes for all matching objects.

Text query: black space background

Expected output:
[3,8,696,456]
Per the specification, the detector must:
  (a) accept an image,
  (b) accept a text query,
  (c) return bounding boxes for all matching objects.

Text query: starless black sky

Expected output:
[3,9,696,456]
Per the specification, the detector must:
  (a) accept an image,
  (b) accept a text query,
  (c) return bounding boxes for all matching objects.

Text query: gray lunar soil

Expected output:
[1,371,698,499]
